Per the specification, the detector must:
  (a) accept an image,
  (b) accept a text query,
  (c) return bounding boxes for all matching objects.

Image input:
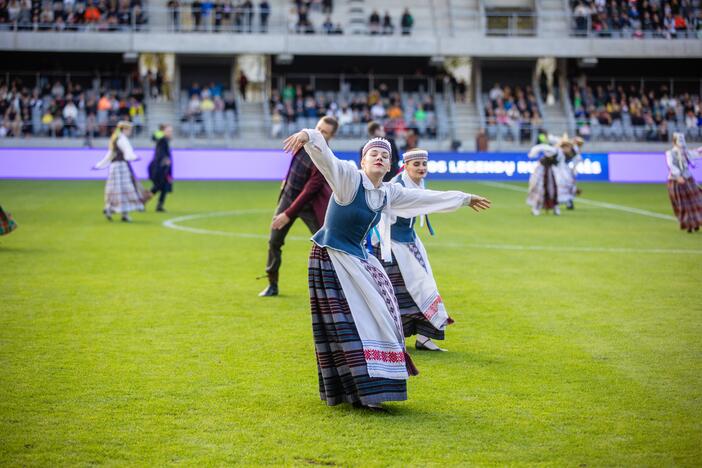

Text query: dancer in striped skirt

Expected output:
[373,149,455,352]
[283,130,491,411]
[666,133,702,233]
[93,121,151,222]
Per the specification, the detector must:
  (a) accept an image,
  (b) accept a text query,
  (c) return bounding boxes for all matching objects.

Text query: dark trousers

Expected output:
[151,186,168,207]
[265,202,320,280]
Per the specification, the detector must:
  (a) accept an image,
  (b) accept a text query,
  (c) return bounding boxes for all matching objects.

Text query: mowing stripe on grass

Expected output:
[163,211,702,255]
[478,181,677,221]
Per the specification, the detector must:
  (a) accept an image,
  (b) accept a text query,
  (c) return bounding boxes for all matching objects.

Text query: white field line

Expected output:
[478,181,677,221]
[162,209,308,241]
[163,210,702,255]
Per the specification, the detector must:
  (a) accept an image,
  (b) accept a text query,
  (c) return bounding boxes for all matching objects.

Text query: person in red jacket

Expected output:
[259,116,339,297]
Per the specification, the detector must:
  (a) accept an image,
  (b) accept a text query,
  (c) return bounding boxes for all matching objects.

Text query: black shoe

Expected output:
[121,214,132,223]
[258,283,278,297]
[156,205,166,212]
[566,201,574,210]
[103,209,113,221]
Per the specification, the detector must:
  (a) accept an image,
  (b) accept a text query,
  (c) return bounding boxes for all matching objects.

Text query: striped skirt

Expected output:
[105,161,146,214]
[309,244,407,406]
[668,177,702,230]
[527,164,558,210]
[375,250,446,340]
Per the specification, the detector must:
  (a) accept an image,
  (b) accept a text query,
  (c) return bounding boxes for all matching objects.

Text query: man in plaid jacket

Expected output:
[259,116,339,297]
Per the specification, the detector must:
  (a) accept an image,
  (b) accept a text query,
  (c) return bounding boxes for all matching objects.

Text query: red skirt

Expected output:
[668,177,702,230]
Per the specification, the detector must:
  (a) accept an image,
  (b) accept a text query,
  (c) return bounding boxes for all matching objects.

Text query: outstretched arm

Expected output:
[283,129,359,204]
[389,184,491,219]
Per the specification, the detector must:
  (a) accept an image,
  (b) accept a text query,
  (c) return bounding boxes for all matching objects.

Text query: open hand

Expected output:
[271,212,291,230]
[283,131,310,155]
[469,195,491,212]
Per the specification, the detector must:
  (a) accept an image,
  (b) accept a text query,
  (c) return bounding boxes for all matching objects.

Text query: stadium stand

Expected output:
[569,77,702,141]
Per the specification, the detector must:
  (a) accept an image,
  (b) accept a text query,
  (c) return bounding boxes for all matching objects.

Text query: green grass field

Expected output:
[1,179,700,466]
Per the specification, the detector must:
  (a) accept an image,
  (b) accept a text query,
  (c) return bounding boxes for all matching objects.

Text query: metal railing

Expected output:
[485,12,538,36]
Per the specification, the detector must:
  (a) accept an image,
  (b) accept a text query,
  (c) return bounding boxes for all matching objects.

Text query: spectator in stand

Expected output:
[62,96,78,136]
[259,0,269,32]
[238,71,248,101]
[242,0,253,33]
[322,14,333,33]
[368,9,380,34]
[401,7,413,35]
[168,0,180,31]
[191,0,202,31]
[382,11,393,34]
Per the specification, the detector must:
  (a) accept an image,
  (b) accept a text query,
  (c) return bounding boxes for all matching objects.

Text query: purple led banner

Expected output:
[609,152,702,183]
[0,148,293,180]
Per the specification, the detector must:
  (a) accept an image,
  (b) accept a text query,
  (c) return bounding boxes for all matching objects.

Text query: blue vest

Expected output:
[312,174,386,260]
[390,176,417,243]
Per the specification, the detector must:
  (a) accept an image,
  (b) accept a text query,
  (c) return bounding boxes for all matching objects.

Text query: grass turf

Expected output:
[0,179,700,466]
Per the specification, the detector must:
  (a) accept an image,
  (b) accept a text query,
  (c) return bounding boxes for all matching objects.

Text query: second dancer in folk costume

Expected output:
[93,121,151,222]
[554,135,584,210]
[526,137,576,216]
[283,130,490,411]
[666,132,702,233]
[373,149,455,352]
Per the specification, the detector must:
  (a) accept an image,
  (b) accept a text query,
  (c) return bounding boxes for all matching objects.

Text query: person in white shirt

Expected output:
[666,132,702,232]
[93,121,151,222]
[282,130,490,411]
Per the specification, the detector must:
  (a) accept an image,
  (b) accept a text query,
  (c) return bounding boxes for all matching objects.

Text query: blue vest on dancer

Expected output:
[389,175,435,243]
[312,174,387,260]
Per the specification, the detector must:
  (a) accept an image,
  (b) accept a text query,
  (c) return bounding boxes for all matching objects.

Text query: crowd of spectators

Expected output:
[571,0,702,38]
[0,0,146,31]
[0,77,145,138]
[170,0,270,32]
[269,82,438,139]
[571,79,702,141]
[367,8,413,35]
[483,82,543,142]
[289,0,341,34]
[180,81,239,136]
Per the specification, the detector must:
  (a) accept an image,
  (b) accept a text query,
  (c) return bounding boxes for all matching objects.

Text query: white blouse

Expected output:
[666,146,702,180]
[302,128,473,261]
[94,134,138,169]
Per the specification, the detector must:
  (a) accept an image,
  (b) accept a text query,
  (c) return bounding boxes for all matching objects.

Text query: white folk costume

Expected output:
[304,132,474,407]
[554,136,584,210]
[526,143,565,216]
[666,133,702,232]
[94,124,148,220]
[372,150,454,351]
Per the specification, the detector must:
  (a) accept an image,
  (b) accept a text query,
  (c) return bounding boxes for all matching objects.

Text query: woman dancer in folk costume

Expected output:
[372,149,457,352]
[283,130,490,411]
[554,135,584,210]
[666,132,702,233]
[526,137,576,216]
[93,121,151,222]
